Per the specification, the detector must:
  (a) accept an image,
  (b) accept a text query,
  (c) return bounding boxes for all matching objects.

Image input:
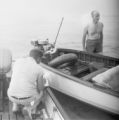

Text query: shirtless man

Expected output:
[82,10,104,53]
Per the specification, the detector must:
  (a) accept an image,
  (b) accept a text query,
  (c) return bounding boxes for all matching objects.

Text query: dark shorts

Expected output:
[86,39,102,53]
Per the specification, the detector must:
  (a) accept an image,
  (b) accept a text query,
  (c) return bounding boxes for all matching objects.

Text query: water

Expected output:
[0,0,119,59]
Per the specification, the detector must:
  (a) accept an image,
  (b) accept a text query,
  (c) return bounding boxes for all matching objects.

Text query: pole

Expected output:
[54,17,64,46]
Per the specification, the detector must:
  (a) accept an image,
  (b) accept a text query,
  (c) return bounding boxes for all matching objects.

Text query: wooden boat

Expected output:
[1,48,119,120]
[40,48,119,117]
[44,87,119,120]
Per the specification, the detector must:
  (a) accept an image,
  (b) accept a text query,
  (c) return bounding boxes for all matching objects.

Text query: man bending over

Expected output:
[7,48,45,118]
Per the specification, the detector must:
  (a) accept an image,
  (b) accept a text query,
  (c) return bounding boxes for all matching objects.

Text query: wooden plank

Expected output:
[8,101,17,120]
[4,99,9,113]
[0,96,9,120]
[16,114,24,120]
[0,102,3,112]
[0,115,2,120]
[8,101,30,120]
[8,113,17,120]
[71,65,89,76]
[1,113,9,120]
[0,80,4,112]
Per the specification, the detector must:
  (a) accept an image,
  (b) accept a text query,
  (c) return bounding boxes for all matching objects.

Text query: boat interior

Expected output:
[43,48,119,94]
[0,48,119,120]
[42,48,119,119]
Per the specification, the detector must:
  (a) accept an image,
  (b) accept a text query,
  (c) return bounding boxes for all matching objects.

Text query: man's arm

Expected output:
[82,26,88,51]
[37,74,45,93]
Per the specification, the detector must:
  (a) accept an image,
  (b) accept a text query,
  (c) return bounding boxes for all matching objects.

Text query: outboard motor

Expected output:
[0,48,12,111]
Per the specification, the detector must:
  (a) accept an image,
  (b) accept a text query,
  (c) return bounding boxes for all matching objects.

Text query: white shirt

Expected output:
[8,57,44,97]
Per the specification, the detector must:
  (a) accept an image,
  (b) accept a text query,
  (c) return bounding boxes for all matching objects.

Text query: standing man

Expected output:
[7,49,45,118]
[82,10,104,53]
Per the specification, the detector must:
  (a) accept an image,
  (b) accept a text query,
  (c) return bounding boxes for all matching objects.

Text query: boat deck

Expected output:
[0,78,43,120]
[0,77,25,120]
[0,99,25,120]
[0,98,44,120]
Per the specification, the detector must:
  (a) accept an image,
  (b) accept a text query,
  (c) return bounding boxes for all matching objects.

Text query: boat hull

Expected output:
[41,63,119,115]
[44,88,119,120]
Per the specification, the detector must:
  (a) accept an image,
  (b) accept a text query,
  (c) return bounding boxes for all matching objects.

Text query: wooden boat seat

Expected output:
[88,62,105,72]
[81,67,108,81]
[71,65,89,76]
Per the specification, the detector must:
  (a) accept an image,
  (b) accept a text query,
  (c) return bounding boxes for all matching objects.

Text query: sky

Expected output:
[0,0,119,58]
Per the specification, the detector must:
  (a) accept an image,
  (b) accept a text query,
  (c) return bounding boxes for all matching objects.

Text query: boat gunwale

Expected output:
[40,63,119,98]
[57,48,119,68]
[45,87,70,120]
[57,48,119,61]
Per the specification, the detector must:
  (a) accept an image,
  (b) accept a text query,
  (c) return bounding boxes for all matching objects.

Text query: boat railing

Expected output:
[57,48,119,68]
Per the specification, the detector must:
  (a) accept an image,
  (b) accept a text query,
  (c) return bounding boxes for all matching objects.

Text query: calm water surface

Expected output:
[0,0,119,59]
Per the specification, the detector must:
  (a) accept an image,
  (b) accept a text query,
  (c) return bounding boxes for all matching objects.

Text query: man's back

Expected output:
[8,57,43,97]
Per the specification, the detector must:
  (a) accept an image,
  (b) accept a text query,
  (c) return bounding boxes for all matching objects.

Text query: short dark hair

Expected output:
[29,48,43,60]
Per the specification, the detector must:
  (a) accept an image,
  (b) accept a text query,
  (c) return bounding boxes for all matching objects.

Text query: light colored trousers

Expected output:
[8,93,43,111]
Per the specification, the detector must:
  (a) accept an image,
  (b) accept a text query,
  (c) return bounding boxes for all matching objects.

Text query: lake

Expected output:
[0,0,119,59]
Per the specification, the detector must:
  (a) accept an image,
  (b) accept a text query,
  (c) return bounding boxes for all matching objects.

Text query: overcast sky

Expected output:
[0,0,118,58]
